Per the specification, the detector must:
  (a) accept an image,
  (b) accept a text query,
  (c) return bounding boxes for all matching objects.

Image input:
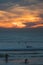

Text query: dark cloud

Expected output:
[39,14,43,18]
[23,21,43,28]
[0,2,14,10]
[0,0,43,11]
[0,4,9,10]
[23,22,37,28]
[0,0,10,3]
[38,0,43,3]
[11,0,38,6]
[0,0,43,8]
[8,0,43,7]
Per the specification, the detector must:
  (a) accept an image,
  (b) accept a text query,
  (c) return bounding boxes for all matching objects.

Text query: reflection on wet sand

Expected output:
[0,50,43,65]
[0,58,43,65]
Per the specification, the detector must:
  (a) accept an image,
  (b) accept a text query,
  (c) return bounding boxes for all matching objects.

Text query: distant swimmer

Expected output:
[5,53,8,63]
[24,59,28,63]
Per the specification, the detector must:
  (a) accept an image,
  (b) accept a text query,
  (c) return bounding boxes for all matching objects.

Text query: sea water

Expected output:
[0,28,43,65]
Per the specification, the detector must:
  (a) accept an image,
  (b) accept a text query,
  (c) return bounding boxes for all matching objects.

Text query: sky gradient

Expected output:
[0,0,43,28]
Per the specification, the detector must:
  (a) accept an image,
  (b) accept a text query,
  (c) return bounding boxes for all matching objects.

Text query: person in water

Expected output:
[5,53,8,63]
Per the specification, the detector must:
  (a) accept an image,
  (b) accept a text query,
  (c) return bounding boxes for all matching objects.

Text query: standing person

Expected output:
[24,59,28,63]
[5,53,8,63]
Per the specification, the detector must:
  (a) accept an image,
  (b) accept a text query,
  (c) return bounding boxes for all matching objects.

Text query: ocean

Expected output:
[0,28,43,65]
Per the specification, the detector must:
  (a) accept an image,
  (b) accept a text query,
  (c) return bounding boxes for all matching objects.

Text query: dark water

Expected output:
[0,28,43,65]
[0,28,43,49]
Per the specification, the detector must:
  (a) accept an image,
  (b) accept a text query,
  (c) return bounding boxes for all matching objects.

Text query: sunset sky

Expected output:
[0,0,43,28]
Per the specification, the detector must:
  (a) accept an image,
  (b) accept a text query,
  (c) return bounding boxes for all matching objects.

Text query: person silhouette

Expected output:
[24,59,28,63]
[5,53,8,63]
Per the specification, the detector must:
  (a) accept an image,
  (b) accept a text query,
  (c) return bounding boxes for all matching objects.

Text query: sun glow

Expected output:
[0,10,43,28]
[12,22,26,28]
[21,14,41,23]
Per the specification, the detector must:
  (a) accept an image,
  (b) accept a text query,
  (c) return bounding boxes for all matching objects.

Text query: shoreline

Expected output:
[0,48,43,51]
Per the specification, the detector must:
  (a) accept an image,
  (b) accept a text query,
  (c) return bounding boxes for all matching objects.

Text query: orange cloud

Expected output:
[0,22,13,28]
[0,10,26,28]
[0,5,43,29]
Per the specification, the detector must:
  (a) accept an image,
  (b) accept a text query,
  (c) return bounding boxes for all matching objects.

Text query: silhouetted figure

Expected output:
[5,53,8,63]
[25,59,28,63]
